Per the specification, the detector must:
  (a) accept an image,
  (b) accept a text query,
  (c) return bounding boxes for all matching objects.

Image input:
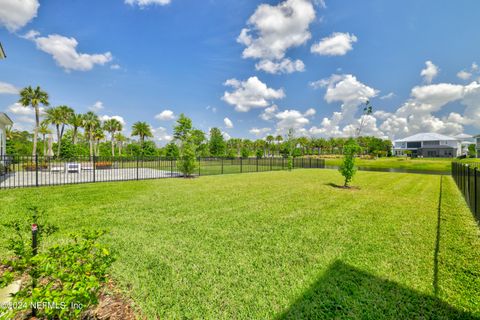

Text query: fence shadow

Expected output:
[276,260,478,319]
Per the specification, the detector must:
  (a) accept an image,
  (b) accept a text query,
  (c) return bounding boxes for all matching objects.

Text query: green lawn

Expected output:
[1,170,479,319]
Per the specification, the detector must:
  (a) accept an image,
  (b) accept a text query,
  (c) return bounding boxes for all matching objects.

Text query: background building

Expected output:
[0,112,13,158]
[393,133,462,158]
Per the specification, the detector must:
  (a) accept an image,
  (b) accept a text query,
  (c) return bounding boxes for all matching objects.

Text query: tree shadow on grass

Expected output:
[324,182,360,190]
[277,260,479,320]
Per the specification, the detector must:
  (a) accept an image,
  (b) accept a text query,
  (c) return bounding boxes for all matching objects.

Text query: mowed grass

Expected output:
[1,170,480,319]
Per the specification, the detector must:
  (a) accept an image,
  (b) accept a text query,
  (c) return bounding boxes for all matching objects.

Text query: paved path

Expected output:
[0,168,182,188]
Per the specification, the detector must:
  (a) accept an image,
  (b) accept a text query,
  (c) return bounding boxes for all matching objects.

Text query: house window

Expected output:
[407,142,421,148]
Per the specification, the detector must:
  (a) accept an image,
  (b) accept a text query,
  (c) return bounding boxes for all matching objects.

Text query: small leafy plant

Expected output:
[0,207,114,319]
[339,139,362,187]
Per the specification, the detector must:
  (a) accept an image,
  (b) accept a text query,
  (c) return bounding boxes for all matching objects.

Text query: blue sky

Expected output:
[1,0,479,144]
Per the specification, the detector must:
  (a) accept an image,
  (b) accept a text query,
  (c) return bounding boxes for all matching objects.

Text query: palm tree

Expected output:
[114,133,127,156]
[44,105,74,156]
[18,86,50,156]
[93,128,105,156]
[38,122,52,156]
[103,119,123,156]
[266,135,274,157]
[131,121,153,151]
[275,135,283,156]
[82,112,100,159]
[70,113,84,145]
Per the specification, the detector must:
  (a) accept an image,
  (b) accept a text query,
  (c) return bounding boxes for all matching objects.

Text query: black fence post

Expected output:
[171,158,174,177]
[35,154,39,187]
[93,156,96,183]
[270,157,272,171]
[221,158,224,175]
[240,157,243,173]
[474,167,478,216]
[198,158,201,176]
[136,156,139,180]
[256,158,259,172]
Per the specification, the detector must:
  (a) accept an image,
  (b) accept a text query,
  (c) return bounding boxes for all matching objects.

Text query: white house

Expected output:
[0,112,13,158]
[393,132,462,158]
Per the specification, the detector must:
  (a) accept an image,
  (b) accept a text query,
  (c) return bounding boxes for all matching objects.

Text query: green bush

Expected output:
[177,137,197,177]
[0,207,114,319]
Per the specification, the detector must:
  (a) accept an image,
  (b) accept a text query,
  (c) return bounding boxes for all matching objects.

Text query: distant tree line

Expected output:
[5,86,393,159]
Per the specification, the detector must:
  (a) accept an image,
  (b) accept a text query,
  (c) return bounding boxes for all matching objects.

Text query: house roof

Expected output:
[454,133,473,139]
[0,42,5,59]
[0,112,13,125]
[395,132,458,142]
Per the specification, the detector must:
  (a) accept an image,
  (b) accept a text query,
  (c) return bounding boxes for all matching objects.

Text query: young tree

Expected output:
[173,115,196,177]
[356,100,373,137]
[38,122,51,157]
[209,128,226,157]
[114,133,127,156]
[339,139,361,187]
[286,128,295,171]
[103,118,123,156]
[18,86,50,156]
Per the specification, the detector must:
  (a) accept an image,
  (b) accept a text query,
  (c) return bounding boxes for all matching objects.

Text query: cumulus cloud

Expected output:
[152,127,173,143]
[110,64,121,70]
[275,109,311,131]
[155,109,175,121]
[380,92,395,100]
[4,102,45,131]
[25,31,113,72]
[249,127,272,137]
[0,81,19,94]
[125,0,171,7]
[99,115,126,126]
[255,58,305,74]
[224,117,233,129]
[260,104,279,121]
[89,101,104,112]
[237,0,315,74]
[420,60,439,84]
[310,32,357,56]
[0,0,39,32]
[222,76,285,112]
[457,62,480,81]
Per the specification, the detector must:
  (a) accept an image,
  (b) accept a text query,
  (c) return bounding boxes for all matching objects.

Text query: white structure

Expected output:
[393,133,462,158]
[454,133,475,156]
[475,135,480,158]
[0,112,13,158]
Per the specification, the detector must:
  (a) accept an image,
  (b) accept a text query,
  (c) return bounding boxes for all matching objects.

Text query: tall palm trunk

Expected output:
[89,131,94,160]
[111,135,115,157]
[43,134,47,156]
[32,105,40,156]
[56,124,61,157]
[72,127,78,144]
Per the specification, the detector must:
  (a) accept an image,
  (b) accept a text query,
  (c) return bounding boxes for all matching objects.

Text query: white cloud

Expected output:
[206,105,217,113]
[420,60,439,84]
[4,102,45,131]
[110,64,121,70]
[457,70,472,80]
[255,58,305,74]
[237,0,315,74]
[0,81,19,94]
[89,101,104,112]
[0,0,39,32]
[125,0,171,7]
[380,92,395,100]
[260,104,279,121]
[26,31,113,72]
[99,115,126,126]
[275,109,310,131]
[304,108,316,117]
[249,127,272,137]
[311,32,357,56]
[152,126,173,143]
[224,117,233,129]
[155,109,175,121]
[222,76,285,112]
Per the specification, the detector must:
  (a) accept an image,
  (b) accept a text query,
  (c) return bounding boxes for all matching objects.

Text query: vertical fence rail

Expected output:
[452,162,480,222]
[0,155,325,189]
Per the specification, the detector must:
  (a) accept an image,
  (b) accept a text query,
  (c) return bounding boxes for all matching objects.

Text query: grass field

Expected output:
[1,170,480,319]
[323,157,480,172]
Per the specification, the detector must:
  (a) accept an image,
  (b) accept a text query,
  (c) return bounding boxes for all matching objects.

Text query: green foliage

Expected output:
[468,144,476,158]
[256,149,263,159]
[287,155,293,171]
[165,142,180,158]
[209,128,226,157]
[241,147,250,159]
[173,114,193,141]
[0,207,113,319]
[177,136,197,177]
[339,139,362,187]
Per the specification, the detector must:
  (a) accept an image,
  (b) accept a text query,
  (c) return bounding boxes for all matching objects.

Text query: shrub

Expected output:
[0,207,114,319]
[22,162,48,171]
[0,162,4,175]
[177,136,197,177]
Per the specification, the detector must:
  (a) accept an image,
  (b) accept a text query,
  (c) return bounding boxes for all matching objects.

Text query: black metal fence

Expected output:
[452,162,480,222]
[0,155,325,189]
